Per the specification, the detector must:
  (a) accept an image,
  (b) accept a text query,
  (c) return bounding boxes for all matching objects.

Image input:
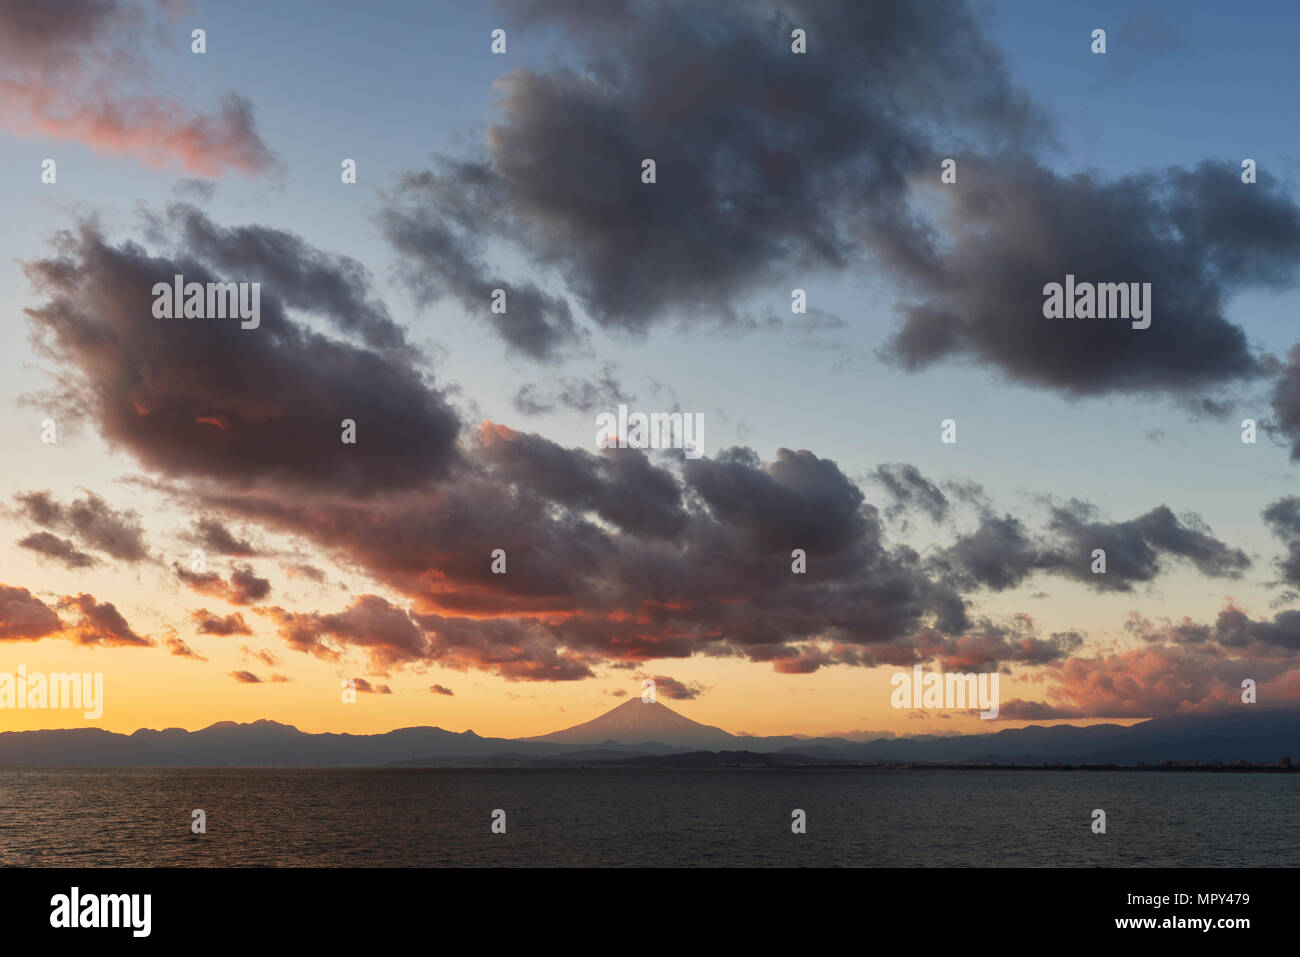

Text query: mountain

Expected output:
[0,719,575,766]
[0,706,1296,767]
[523,697,736,748]
[769,710,1300,765]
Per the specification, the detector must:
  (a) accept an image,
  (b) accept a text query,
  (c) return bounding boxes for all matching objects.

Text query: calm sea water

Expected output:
[0,767,1293,867]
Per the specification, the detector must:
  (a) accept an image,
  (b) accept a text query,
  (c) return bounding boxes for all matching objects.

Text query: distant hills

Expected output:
[0,719,566,766]
[1,701,1297,767]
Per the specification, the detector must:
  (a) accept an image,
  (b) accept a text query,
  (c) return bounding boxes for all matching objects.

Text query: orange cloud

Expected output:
[0,1,274,177]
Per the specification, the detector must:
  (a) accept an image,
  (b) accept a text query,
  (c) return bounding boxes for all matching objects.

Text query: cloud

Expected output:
[0,584,63,640]
[165,635,206,660]
[186,516,260,557]
[350,677,393,695]
[156,203,413,353]
[931,501,1249,593]
[379,0,1045,356]
[377,0,1300,413]
[0,583,151,648]
[21,214,462,496]
[872,463,949,523]
[914,616,1084,671]
[476,422,687,538]
[1045,501,1250,591]
[57,593,151,647]
[996,602,1300,718]
[883,158,1300,399]
[0,0,275,176]
[238,646,281,667]
[190,608,252,636]
[1264,496,1300,586]
[228,669,289,684]
[1129,604,1300,656]
[643,675,704,700]
[21,203,1252,686]
[377,163,582,361]
[14,490,150,563]
[512,365,635,415]
[16,531,99,569]
[283,563,327,584]
[175,563,270,606]
[931,513,1052,591]
[207,438,975,679]
[999,644,1296,719]
[428,684,454,696]
[267,594,428,670]
[1268,349,1300,460]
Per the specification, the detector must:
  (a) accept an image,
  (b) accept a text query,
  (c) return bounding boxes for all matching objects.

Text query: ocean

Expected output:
[1,767,1294,867]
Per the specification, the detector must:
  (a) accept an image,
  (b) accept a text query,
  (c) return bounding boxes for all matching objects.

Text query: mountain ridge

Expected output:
[0,702,1296,766]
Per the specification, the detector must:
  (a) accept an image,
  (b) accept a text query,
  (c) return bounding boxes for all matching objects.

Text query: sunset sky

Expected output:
[3,0,1300,740]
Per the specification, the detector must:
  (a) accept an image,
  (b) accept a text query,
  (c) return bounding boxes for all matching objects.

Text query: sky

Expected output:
[2,0,1300,739]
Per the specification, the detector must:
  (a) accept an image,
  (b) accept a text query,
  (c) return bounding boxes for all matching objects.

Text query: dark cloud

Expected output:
[1127,603,1300,657]
[200,436,973,679]
[21,216,462,496]
[0,584,63,640]
[873,463,949,523]
[17,531,99,569]
[428,684,454,696]
[1268,347,1300,460]
[57,593,151,647]
[913,616,1084,671]
[175,563,271,606]
[884,158,1300,398]
[14,490,150,562]
[1264,495,1300,586]
[413,612,597,681]
[1046,501,1250,591]
[20,197,1257,685]
[350,677,393,695]
[16,194,1248,681]
[377,163,581,361]
[477,423,687,538]
[380,0,1045,355]
[933,502,1249,593]
[190,608,253,636]
[267,594,428,670]
[157,203,412,352]
[187,516,259,557]
[930,513,1056,591]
